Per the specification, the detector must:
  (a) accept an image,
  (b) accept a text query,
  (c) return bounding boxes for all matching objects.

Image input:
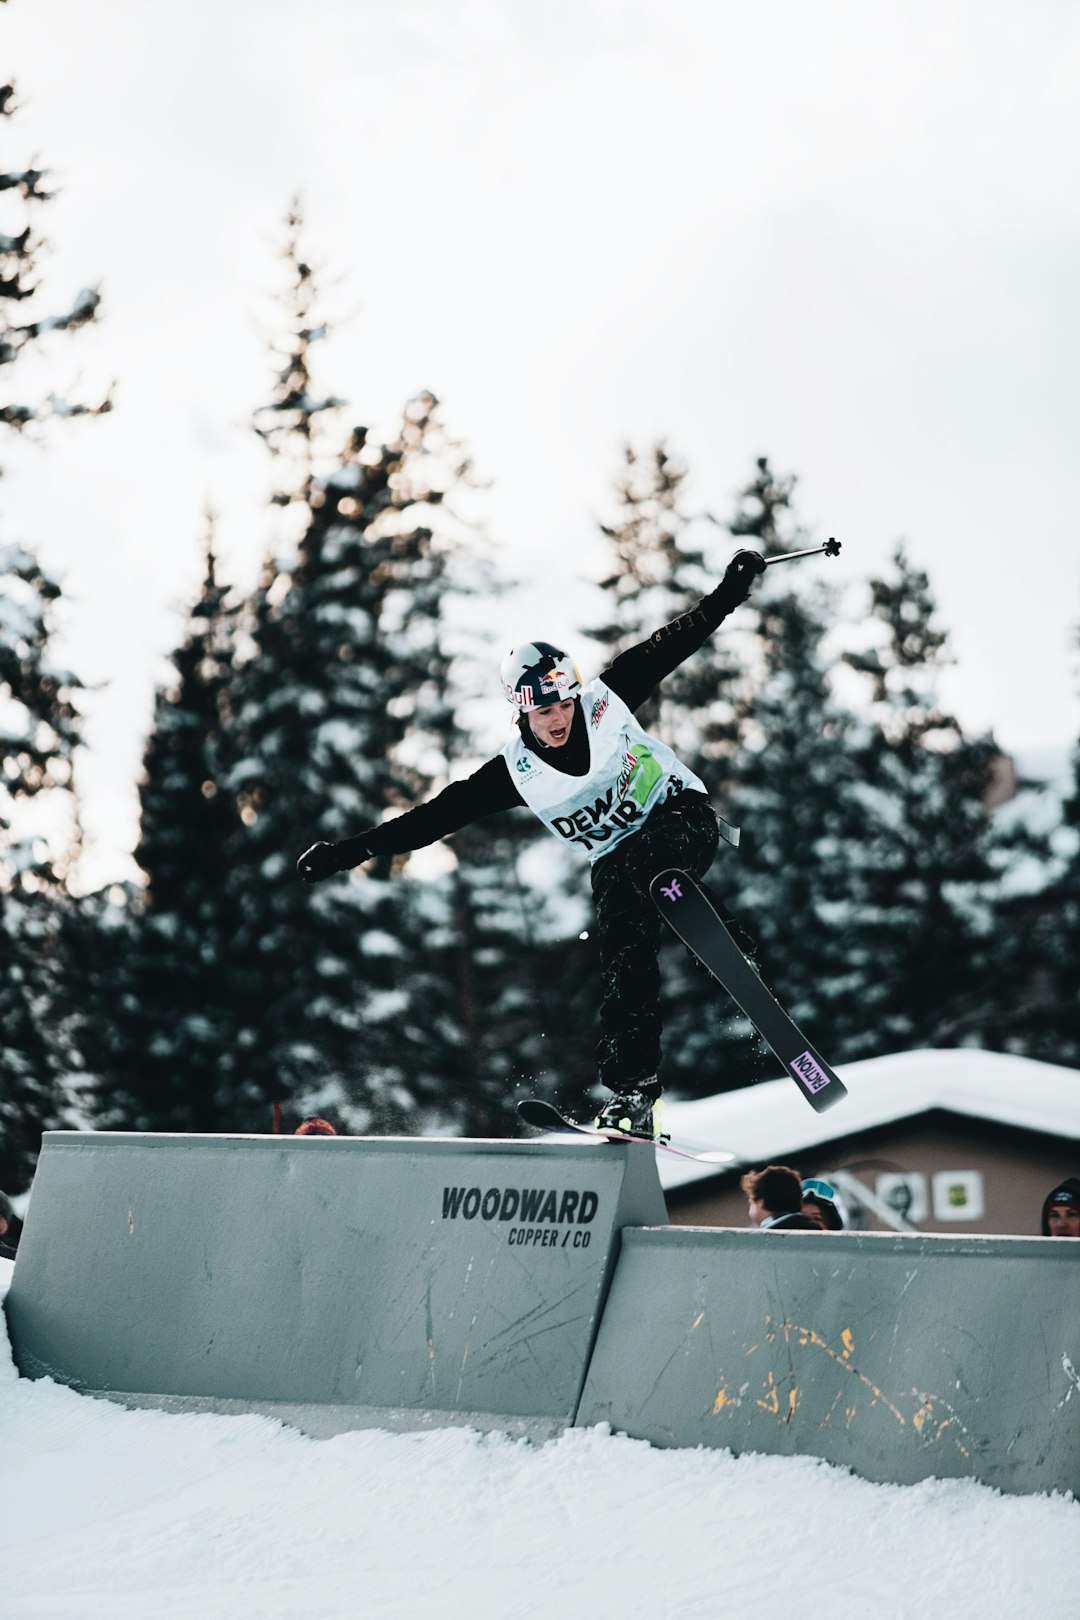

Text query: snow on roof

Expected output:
[661,1047,1080,1192]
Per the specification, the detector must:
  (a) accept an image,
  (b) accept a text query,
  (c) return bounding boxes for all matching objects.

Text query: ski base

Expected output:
[650,867,847,1114]
[517,1097,734,1165]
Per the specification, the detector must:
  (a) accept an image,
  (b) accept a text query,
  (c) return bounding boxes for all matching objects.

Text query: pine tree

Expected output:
[0,79,110,431]
[991,619,1080,1066]
[222,212,493,1134]
[591,445,702,659]
[588,442,744,769]
[716,458,861,1083]
[0,73,106,1187]
[0,545,83,1186]
[839,544,1002,1055]
[1047,726,1080,1064]
[86,521,246,1131]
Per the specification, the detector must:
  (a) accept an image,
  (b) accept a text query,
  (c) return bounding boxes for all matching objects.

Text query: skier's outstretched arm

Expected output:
[297,755,522,883]
[601,549,765,712]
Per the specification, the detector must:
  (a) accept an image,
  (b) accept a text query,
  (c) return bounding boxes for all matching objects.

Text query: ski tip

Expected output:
[516,1098,557,1129]
[807,1081,849,1113]
[795,1072,848,1112]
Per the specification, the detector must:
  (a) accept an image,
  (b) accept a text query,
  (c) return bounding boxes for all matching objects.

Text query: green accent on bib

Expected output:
[625,744,664,808]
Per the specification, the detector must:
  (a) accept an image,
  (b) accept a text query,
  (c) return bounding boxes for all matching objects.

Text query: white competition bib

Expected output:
[503,680,708,863]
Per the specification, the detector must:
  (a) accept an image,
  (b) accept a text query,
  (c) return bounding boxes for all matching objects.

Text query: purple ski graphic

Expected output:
[790,1050,833,1095]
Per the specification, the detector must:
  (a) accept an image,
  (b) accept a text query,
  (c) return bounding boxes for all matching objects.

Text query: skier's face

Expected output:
[528,699,576,748]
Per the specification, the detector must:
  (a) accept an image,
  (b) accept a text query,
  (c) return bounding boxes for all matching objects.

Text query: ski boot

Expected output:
[593,1083,665,1140]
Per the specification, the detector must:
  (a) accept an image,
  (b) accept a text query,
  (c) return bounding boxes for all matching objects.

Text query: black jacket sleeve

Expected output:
[600,565,755,713]
[336,754,523,866]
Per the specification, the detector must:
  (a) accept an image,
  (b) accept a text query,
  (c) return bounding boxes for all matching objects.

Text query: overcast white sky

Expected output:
[4,0,1079,887]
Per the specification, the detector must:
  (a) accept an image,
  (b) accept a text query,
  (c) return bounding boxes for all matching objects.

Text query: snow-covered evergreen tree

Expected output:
[586,442,746,770]
[222,211,495,1133]
[0,544,83,1186]
[0,79,109,432]
[1047,726,1080,1064]
[0,73,106,1186]
[589,444,703,692]
[985,622,1080,1066]
[717,458,861,1079]
[839,544,1002,1055]
[86,523,246,1131]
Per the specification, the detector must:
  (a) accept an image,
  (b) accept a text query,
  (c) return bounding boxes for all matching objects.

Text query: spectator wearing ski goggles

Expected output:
[801,1177,845,1231]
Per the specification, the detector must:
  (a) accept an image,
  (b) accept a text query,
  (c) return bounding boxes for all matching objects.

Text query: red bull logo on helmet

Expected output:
[539,666,573,697]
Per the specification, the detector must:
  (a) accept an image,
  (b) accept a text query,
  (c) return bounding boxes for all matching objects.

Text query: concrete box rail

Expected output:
[576,1225,1080,1495]
[7,1135,1079,1495]
[5,1131,666,1437]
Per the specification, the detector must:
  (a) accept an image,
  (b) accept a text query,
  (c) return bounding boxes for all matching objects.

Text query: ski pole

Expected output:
[763,537,841,567]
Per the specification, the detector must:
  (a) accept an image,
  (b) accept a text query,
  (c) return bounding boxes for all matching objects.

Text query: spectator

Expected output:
[1040,1176,1080,1238]
[741,1166,820,1230]
[801,1177,846,1231]
[295,1117,338,1137]
[0,1190,19,1259]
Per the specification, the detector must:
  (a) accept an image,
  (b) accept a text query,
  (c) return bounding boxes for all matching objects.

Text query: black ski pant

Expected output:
[590,790,720,1094]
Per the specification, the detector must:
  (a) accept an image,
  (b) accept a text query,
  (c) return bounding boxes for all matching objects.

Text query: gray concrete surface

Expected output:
[5,1130,666,1430]
[576,1224,1080,1495]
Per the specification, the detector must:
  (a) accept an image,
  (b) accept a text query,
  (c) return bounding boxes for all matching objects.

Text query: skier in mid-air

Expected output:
[298,547,767,1139]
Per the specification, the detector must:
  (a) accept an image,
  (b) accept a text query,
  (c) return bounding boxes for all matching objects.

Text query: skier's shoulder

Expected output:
[445,751,523,812]
[577,676,628,727]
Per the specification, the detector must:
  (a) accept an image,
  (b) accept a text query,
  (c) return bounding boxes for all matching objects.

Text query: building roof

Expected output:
[661,1048,1080,1193]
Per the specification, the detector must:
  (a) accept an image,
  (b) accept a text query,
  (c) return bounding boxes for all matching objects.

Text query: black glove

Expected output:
[297,841,344,883]
[297,833,377,882]
[720,548,767,604]
[726,548,767,583]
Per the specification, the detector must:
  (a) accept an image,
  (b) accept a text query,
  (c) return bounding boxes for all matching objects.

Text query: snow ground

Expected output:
[3,1262,1079,1620]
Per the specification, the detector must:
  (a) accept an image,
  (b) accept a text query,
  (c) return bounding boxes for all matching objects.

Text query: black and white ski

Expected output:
[650,868,848,1115]
[517,1097,735,1165]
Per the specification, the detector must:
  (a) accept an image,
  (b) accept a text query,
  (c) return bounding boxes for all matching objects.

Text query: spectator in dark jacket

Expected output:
[1040,1176,1080,1238]
[741,1166,821,1230]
